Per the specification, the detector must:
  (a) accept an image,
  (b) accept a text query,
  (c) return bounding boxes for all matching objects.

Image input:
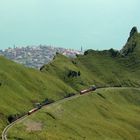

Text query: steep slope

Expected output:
[41,47,140,91]
[10,27,139,140]
[120,26,140,75]
[0,56,76,133]
[8,88,140,140]
[1,27,140,139]
[40,27,140,90]
[121,26,140,56]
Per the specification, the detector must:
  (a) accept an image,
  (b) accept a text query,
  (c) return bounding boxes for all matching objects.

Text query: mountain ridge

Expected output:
[121,26,140,56]
[0,27,140,137]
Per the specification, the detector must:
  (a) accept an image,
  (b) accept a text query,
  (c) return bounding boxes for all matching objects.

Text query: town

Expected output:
[0,45,83,69]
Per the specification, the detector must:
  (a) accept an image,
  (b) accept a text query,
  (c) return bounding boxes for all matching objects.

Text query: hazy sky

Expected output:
[0,0,139,50]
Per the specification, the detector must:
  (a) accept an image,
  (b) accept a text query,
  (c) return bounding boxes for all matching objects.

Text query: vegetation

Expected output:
[8,88,140,140]
[0,27,140,139]
[0,56,76,133]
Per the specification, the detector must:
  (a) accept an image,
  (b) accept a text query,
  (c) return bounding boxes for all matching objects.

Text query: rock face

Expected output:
[128,26,138,41]
[121,26,138,56]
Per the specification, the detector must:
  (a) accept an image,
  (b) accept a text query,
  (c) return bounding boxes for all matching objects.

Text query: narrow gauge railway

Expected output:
[2,85,96,140]
[28,85,96,116]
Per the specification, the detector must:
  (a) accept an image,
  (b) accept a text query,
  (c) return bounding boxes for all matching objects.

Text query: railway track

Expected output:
[2,115,28,140]
[1,94,80,140]
[2,86,140,140]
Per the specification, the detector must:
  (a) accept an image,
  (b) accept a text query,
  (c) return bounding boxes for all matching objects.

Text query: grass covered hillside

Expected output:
[0,27,140,139]
[41,27,140,90]
[0,56,76,133]
[8,88,140,140]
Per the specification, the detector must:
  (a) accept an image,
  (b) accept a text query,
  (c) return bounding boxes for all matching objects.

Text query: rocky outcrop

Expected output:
[121,26,138,56]
[128,26,138,41]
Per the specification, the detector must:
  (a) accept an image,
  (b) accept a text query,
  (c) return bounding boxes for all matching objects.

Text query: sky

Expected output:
[0,0,140,51]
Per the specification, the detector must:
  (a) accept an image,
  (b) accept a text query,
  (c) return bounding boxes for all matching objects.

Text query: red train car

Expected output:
[80,85,96,95]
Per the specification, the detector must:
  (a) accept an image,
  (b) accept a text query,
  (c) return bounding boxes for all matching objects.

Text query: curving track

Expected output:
[2,87,140,140]
[2,115,28,140]
[1,93,80,140]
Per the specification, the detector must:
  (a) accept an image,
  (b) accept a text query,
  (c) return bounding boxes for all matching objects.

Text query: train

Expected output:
[80,85,96,94]
[28,99,54,115]
[8,86,96,123]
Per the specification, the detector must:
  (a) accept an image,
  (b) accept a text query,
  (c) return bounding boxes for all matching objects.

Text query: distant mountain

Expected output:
[0,45,83,69]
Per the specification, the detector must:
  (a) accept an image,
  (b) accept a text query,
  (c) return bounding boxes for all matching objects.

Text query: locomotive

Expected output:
[80,85,96,94]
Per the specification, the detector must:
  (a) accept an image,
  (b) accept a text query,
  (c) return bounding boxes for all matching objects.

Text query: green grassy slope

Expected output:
[40,28,140,90]
[1,27,140,139]
[0,56,76,133]
[8,88,140,140]
[41,47,140,90]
